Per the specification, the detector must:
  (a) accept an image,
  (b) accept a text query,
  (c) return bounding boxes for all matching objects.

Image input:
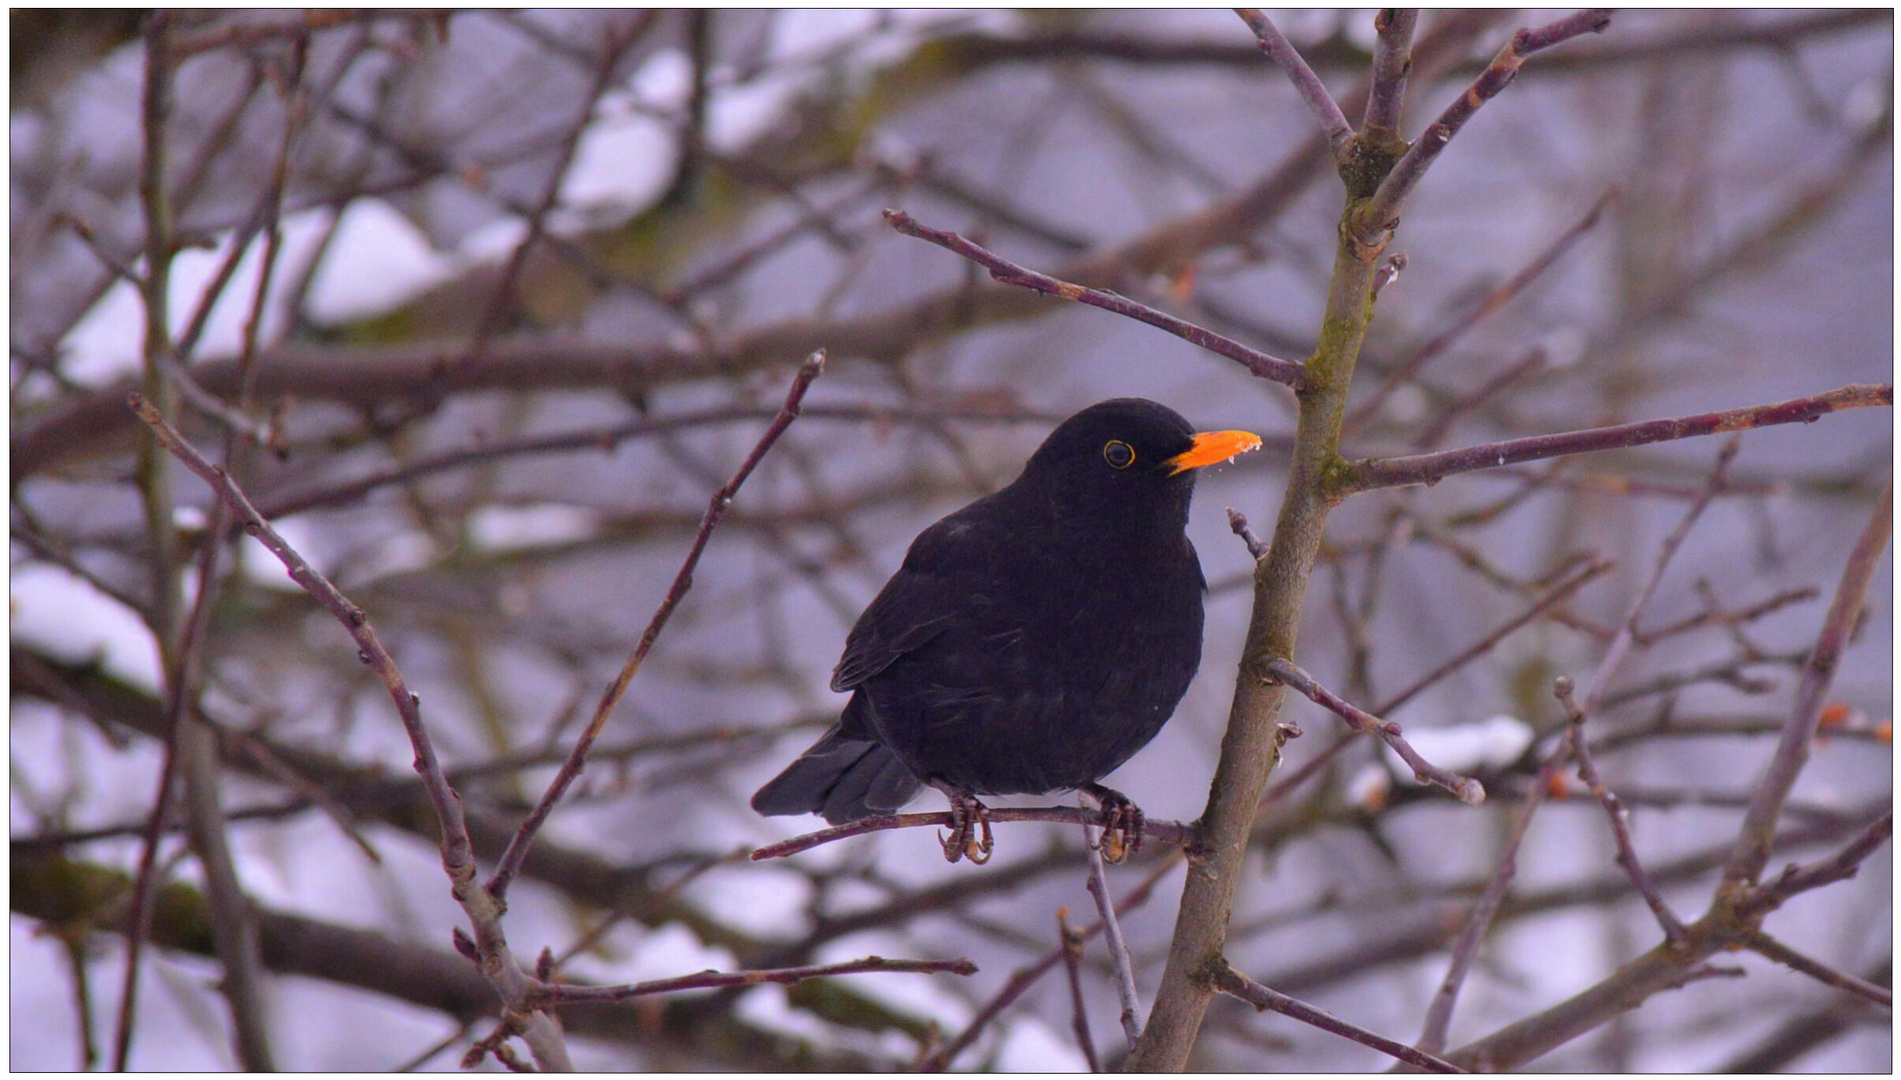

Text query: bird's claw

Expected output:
[939,791,994,864]
[1085,785,1145,864]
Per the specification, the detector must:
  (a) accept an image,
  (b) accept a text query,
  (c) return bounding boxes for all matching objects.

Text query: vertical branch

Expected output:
[115,16,189,1070]
[1057,910,1103,1072]
[1363,9,1418,135]
[1130,93,1388,1075]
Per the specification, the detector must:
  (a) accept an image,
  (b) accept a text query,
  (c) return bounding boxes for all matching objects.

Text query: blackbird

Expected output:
[751,398,1261,862]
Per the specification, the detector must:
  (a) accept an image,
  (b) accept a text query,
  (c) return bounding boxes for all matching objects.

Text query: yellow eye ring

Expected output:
[1103,440,1136,469]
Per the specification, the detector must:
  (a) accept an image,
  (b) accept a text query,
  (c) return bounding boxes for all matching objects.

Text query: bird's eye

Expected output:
[1102,440,1136,469]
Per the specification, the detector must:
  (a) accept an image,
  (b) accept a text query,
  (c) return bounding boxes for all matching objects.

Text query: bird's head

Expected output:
[1014,398,1262,532]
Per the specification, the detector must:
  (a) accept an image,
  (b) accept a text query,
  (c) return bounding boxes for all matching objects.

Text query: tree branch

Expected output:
[1235,9,1353,154]
[1343,384,1892,493]
[883,209,1305,388]
[1723,483,1892,887]
[488,350,825,901]
[539,956,976,1004]
[1352,10,1612,246]
[1363,9,1418,134]
[1746,931,1893,1008]
[1208,958,1462,1072]
[1266,657,1485,805]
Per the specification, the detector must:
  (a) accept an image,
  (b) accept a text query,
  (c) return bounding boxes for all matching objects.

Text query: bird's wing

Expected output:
[829,506,1002,693]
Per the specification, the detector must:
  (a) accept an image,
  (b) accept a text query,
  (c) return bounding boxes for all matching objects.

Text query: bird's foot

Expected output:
[937,789,993,864]
[1083,783,1145,864]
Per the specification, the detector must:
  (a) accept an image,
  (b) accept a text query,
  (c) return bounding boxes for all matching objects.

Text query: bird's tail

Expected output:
[750,726,921,825]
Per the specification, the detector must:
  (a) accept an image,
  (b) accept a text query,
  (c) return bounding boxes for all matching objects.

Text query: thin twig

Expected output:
[124,391,549,1058]
[1724,482,1892,888]
[488,350,826,900]
[1555,677,1688,944]
[1529,441,1743,946]
[1747,811,1894,916]
[117,14,195,1068]
[1582,435,1740,707]
[917,854,1181,1071]
[1634,585,1819,647]
[1344,384,1892,493]
[1409,347,1547,449]
[1374,556,1609,717]
[469,20,651,362]
[1084,825,1143,1052]
[1235,9,1353,154]
[884,208,1305,389]
[1266,657,1485,805]
[1208,959,1463,1072]
[539,955,976,1004]
[1056,909,1102,1072]
[1416,742,1564,1055]
[127,394,478,885]
[1746,931,1892,1008]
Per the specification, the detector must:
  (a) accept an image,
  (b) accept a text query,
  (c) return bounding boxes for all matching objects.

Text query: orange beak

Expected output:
[1165,430,1263,475]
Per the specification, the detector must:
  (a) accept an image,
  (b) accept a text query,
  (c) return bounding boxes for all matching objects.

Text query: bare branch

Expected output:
[1344,384,1892,493]
[1417,743,1565,1055]
[540,955,976,1004]
[1375,556,1609,717]
[1267,657,1484,805]
[884,208,1305,388]
[1582,436,1741,707]
[1747,931,1893,1008]
[1056,909,1103,1072]
[1555,677,1688,945]
[1354,10,1612,245]
[918,855,1181,1071]
[1350,189,1614,428]
[1208,958,1463,1072]
[1364,9,1419,134]
[1235,9,1353,153]
[1084,825,1143,1051]
[1724,483,1892,887]
[1749,811,1893,915]
[489,350,826,901]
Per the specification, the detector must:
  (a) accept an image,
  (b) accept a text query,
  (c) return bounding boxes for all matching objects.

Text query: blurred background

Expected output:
[10,9,1892,1070]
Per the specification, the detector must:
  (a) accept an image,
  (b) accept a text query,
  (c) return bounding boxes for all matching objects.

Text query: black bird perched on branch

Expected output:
[751,398,1261,863]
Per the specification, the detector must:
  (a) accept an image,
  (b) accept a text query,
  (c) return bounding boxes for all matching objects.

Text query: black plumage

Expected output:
[751,398,1260,860]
